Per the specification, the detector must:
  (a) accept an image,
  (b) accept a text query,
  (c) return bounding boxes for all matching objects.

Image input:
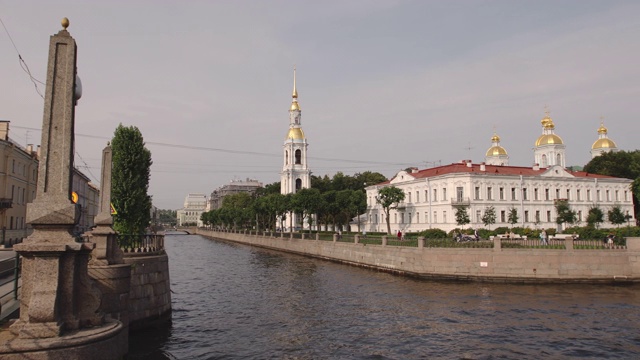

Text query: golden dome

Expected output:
[535,134,563,146]
[592,138,617,150]
[597,124,608,134]
[491,134,500,142]
[285,127,305,140]
[486,145,507,157]
[290,101,300,111]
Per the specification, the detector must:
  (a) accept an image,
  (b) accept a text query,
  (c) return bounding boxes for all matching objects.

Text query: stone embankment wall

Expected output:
[197,229,640,283]
[124,253,172,330]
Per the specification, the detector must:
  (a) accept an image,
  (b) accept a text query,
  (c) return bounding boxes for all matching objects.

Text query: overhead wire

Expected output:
[0,15,45,98]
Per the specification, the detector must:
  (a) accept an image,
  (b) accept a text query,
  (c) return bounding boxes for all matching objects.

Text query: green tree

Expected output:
[291,188,323,231]
[482,206,496,229]
[555,200,576,228]
[608,205,626,227]
[375,186,405,235]
[111,124,152,235]
[221,192,254,230]
[507,207,519,228]
[454,205,470,228]
[586,206,604,228]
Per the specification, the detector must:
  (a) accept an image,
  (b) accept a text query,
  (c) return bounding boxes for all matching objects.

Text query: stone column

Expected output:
[10,19,103,339]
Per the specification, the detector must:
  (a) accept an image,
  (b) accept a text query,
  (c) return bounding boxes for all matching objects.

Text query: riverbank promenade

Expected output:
[197,229,640,283]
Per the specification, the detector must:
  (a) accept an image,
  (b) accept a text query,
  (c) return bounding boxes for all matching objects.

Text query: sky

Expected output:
[1,1,639,210]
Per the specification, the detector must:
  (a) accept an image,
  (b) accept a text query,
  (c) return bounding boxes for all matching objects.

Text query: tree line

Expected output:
[200,171,388,232]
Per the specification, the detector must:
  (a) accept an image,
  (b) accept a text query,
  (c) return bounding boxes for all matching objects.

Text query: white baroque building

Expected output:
[365,112,633,233]
[177,193,207,227]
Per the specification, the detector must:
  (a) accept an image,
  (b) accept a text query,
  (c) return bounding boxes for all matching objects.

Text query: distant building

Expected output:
[72,168,99,234]
[208,178,263,211]
[365,112,634,233]
[177,193,207,226]
[0,121,39,245]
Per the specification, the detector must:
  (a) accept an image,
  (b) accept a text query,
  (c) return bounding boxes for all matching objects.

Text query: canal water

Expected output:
[127,234,640,359]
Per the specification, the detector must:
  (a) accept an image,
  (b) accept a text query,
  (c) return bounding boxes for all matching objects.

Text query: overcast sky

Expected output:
[1,1,639,210]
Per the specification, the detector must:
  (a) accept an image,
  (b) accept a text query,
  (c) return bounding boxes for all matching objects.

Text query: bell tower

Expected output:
[280,67,311,229]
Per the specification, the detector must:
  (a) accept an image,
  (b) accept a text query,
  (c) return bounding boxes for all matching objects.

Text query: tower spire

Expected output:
[292,65,298,99]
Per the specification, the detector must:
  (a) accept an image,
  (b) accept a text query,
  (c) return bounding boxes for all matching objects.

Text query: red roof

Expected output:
[378,162,621,185]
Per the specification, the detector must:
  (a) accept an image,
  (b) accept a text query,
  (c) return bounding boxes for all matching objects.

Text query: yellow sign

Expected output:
[71,191,78,204]
[110,203,117,215]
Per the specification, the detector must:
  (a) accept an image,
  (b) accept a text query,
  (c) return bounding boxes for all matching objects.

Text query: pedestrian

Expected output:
[540,229,548,245]
[338,229,342,240]
[607,234,614,248]
[474,228,479,241]
[362,229,367,238]
[397,230,402,241]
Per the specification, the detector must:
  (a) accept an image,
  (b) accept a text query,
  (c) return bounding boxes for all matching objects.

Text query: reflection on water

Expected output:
[127,235,640,359]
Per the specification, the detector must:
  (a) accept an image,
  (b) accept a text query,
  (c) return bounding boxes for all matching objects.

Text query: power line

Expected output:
[0,16,45,98]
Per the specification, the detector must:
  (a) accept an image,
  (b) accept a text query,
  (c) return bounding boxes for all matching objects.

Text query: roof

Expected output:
[376,162,622,186]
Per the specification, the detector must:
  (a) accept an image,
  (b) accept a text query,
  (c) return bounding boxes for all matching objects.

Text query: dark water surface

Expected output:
[127,234,640,359]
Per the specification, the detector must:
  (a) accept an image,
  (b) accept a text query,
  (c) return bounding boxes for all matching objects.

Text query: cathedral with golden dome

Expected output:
[364,109,632,233]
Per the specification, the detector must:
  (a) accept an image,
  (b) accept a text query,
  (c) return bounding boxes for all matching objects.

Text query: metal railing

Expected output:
[0,252,21,322]
[117,234,165,254]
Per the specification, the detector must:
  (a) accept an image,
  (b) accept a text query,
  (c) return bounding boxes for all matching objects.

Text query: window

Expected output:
[587,189,592,201]
[433,189,437,202]
[295,179,302,192]
[545,189,550,200]
[285,150,289,165]
[11,185,14,200]
[555,189,560,199]
[524,210,529,222]
[476,210,481,222]
[442,188,447,200]
[534,188,539,200]
[424,190,428,202]
[487,187,493,200]
[400,213,404,224]
[606,190,610,201]
[394,213,397,223]
[500,211,506,223]
[576,189,581,201]
[547,210,551,222]
[535,211,540,223]
[408,213,411,224]
[456,187,463,202]
[511,187,517,200]
[566,189,570,200]
[416,191,419,203]
[433,211,437,223]
[522,188,528,201]
[407,192,412,203]
[615,190,619,201]
[475,187,481,200]
[416,212,420,224]
[597,190,601,201]
[577,210,582,222]
[443,211,447,223]
[500,187,505,200]
[294,150,302,164]
[625,191,629,202]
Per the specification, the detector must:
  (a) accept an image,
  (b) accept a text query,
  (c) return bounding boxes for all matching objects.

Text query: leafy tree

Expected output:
[454,205,470,228]
[555,200,576,228]
[608,205,626,227]
[353,171,387,191]
[507,207,519,227]
[291,188,323,231]
[482,206,496,229]
[375,186,405,235]
[586,206,604,228]
[584,150,640,222]
[111,124,152,235]
[352,190,367,232]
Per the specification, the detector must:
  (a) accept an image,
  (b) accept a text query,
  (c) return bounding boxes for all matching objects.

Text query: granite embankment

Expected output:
[196,229,640,283]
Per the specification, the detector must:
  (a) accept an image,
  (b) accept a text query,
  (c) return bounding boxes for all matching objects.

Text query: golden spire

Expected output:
[597,117,608,134]
[292,65,298,99]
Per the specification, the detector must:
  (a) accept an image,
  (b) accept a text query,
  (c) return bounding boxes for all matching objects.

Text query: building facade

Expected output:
[208,178,263,211]
[365,112,633,234]
[177,193,207,227]
[280,68,311,230]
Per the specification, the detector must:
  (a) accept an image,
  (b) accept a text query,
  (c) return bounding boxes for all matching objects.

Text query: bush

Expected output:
[417,228,448,239]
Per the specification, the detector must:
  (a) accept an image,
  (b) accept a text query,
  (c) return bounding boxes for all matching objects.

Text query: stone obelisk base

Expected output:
[0,319,127,360]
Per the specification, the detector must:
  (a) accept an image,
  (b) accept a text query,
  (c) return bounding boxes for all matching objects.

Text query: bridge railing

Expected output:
[118,234,165,254]
[0,252,21,322]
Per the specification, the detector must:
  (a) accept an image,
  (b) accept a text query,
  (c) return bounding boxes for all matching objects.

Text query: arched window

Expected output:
[295,178,302,191]
[541,154,547,168]
[295,149,302,164]
[285,151,289,165]
[556,153,562,165]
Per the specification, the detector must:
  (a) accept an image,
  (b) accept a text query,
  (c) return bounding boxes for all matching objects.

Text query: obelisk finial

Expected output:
[61,17,69,30]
